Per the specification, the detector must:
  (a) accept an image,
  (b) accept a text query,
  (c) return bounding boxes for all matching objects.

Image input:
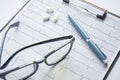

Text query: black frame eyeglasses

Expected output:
[0,34,75,80]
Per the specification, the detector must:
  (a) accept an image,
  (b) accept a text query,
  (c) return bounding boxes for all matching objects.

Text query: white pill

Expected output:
[53,15,59,23]
[43,15,50,22]
[46,8,54,14]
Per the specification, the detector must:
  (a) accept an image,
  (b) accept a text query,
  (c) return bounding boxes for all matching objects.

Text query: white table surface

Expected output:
[0,0,120,80]
[0,0,28,29]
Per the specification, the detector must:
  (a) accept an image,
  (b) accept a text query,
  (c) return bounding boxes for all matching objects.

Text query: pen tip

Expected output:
[103,59,108,65]
[67,14,71,19]
[66,13,70,16]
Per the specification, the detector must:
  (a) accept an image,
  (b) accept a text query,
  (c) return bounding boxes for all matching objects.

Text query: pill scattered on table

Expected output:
[43,7,59,23]
[52,15,59,23]
[43,15,50,22]
[46,7,54,14]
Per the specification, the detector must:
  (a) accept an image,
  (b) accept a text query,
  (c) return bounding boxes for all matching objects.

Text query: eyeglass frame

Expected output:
[0,21,19,65]
[0,35,75,80]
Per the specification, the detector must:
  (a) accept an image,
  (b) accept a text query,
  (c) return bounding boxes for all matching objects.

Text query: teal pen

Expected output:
[68,15,108,65]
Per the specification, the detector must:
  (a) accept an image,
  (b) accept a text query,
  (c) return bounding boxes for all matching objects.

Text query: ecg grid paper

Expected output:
[1,0,120,80]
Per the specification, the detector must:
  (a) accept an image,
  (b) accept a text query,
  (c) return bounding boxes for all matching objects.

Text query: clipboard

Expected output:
[0,0,120,80]
[103,48,120,80]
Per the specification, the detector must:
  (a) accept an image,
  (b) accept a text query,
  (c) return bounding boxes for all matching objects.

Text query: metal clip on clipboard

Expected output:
[79,0,120,19]
[63,0,120,20]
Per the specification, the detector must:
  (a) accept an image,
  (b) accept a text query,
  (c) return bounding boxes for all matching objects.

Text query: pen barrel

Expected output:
[68,15,89,40]
[75,24,90,40]
[68,15,107,64]
[87,40,106,61]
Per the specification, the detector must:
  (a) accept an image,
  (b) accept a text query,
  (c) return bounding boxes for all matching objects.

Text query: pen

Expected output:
[68,15,108,65]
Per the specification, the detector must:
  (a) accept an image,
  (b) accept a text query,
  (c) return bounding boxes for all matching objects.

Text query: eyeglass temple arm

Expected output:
[0,35,73,69]
[0,21,20,66]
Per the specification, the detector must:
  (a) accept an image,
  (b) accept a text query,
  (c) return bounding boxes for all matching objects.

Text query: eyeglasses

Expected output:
[0,34,75,80]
